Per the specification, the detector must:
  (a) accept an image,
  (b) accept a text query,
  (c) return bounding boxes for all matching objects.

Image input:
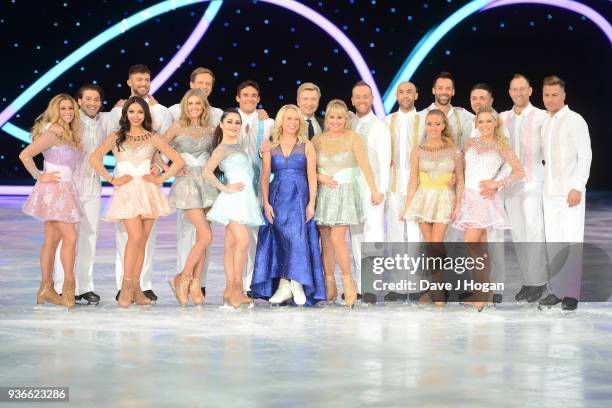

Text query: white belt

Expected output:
[115,160,151,177]
[44,161,73,182]
[180,153,207,167]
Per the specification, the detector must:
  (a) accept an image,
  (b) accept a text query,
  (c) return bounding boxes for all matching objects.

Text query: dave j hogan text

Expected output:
[372,280,504,292]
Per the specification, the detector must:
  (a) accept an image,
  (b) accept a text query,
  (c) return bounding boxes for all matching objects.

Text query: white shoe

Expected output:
[269,278,292,304]
[290,280,306,306]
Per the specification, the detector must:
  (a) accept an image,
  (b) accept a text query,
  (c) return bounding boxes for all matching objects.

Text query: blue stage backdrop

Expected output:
[0,0,610,189]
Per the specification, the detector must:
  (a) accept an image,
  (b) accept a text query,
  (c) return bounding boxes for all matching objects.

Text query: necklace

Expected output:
[421,143,449,152]
[126,132,152,142]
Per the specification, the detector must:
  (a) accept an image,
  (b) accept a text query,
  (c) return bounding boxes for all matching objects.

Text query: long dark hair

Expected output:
[116,96,153,150]
[212,108,242,179]
[212,108,241,151]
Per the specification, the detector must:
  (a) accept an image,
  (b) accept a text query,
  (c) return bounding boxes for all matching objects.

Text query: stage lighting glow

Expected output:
[383,0,612,112]
[1,0,384,148]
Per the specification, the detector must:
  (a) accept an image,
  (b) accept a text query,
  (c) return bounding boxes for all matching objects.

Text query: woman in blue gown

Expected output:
[251,104,326,306]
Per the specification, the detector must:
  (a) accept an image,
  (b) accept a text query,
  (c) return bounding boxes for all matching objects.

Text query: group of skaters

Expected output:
[19,64,591,312]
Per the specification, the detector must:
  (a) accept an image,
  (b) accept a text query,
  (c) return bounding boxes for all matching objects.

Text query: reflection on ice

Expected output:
[1,196,612,406]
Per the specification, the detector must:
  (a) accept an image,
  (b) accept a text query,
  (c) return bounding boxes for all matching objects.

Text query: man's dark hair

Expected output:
[128,64,151,77]
[432,72,455,88]
[470,83,494,97]
[237,80,260,96]
[76,83,104,101]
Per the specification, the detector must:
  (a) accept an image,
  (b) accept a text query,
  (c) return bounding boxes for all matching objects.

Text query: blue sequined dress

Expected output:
[251,143,326,305]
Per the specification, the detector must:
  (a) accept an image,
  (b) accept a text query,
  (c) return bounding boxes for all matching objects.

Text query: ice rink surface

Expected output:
[1,194,612,407]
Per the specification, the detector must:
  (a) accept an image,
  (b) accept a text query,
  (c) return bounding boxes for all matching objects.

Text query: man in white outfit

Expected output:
[350,81,391,303]
[168,67,223,299]
[384,81,424,302]
[538,76,591,311]
[235,80,274,295]
[499,74,548,303]
[420,72,474,150]
[107,64,173,302]
[53,84,108,305]
[385,81,424,243]
[168,67,223,123]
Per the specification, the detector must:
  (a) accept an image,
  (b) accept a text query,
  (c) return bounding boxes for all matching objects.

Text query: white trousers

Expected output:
[174,210,210,284]
[243,226,258,292]
[350,194,385,293]
[115,222,157,291]
[53,196,101,294]
[543,194,585,299]
[505,182,547,286]
[386,192,422,242]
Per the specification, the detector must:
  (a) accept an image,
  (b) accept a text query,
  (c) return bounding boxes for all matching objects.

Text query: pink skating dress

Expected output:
[454,137,525,230]
[22,130,82,224]
[104,133,173,221]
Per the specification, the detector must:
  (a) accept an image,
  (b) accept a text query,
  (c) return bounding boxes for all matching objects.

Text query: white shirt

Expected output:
[352,110,391,193]
[74,111,109,200]
[303,114,323,136]
[542,105,592,195]
[499,103,547,182]
[107,96,173,135]
[238,109,274,161]
[168,103,223,127]
[385,108,424,195]
[420,102,474,150]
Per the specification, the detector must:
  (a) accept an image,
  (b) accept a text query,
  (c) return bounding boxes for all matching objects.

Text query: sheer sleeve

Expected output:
[311,134,321,153]
[202,146,230,191]
[162,122,180,144]
[18,130,60,179]
[463,137,474,153]
[404,147,420,206]
[499,145,526,185]
[454,148,464,205]
[151,134,184,180]
[89,132,117,183]
[351,132,379,194]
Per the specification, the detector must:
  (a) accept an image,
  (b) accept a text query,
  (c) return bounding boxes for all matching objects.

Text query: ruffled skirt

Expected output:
[23,181,81,223]
[105,178,173,221]
[454,187,510,230]
[314,183,363,226]
[168,166,218,209]
[206,186,264,228]
[405,187,455,224]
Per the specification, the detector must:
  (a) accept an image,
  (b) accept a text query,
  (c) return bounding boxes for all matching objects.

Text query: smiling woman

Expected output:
[18,94,82,308]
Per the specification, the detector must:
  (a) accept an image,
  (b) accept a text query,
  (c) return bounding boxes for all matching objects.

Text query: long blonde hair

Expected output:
[178,88,211,128]
[476,105,509,149]
[271,104,308,146]
[425,109,455,146]
[323,99,351,131]
[31,94,80,146]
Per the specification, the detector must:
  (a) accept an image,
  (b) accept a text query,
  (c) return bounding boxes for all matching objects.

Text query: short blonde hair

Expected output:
[297,82,321,98]
[178,89,211,128]
[271,104,308,145]
[323,99,350,131]
[31,94,80,147]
